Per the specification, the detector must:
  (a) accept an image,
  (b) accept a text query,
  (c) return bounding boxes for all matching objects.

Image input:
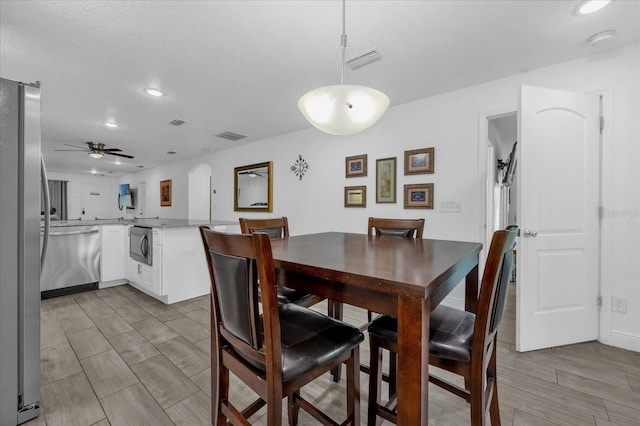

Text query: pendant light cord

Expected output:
[340,0,347,85]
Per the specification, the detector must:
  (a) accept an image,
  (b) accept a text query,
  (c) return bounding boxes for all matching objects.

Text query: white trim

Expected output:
[610,330,640,352]
[595,89,614,346]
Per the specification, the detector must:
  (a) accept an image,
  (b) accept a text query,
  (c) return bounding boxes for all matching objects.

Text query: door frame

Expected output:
[476,90,611,349]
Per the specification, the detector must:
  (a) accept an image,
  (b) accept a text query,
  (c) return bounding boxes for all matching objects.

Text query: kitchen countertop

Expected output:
[45,218,237,229]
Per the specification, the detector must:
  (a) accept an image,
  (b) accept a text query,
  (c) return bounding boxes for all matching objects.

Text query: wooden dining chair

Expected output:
[364,217,425,396]
[239,217,325,308]
[366,228,517,426]
[199,226,364,425]
[240,217,344,382]
[367,217,425,239]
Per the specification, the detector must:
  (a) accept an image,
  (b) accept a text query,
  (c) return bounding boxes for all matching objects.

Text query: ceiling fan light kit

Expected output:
[298,0,389,136]
[55,141,134,159]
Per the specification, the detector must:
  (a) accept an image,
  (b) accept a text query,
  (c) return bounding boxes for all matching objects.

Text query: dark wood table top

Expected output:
[270,232,482,299]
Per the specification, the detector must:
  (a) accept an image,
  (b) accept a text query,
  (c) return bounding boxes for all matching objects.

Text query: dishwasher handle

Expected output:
[45,229,100,237]
[140,234,149,258]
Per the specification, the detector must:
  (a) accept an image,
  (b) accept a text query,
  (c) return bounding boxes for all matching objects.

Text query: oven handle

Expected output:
[140,234,149,258]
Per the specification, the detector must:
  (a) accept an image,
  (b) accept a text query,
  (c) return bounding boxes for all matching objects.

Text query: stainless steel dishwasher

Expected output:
[40,225,100,298]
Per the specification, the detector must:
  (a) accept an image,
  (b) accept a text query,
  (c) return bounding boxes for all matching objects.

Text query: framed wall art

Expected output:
[345,154,367,178]
[160,179,172,206]
[404,147,435,175]
[404,183,434,209]
[344,185,366,207]
[376,157,396,203]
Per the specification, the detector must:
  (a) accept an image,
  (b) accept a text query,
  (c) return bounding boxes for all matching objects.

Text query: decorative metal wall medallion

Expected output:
[291,154,309,180]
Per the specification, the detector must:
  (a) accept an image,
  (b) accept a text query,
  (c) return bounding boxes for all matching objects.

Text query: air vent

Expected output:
[215,131,247,141]
[169,119,186,126]
[346,48,382,70]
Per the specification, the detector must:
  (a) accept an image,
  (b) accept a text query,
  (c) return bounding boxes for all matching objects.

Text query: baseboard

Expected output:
[99,279,128,289]
[610,330,640,352]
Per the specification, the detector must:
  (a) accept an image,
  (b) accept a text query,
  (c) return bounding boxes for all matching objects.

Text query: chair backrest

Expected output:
[239,217,289,239]
[474,228,518,352]
[367,217,425,238]
[199,226,282,371]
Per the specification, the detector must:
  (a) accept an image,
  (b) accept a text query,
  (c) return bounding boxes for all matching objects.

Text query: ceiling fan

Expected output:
[55,142,134,159]
[238,170,265,177]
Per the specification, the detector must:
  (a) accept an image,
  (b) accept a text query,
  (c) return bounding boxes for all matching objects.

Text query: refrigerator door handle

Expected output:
[40,154,50,270]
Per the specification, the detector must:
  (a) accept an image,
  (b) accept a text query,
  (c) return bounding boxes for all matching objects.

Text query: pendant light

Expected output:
[298,0,389,136]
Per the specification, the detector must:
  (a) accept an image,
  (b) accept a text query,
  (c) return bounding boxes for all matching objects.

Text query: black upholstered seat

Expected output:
[200,227,363,425]
[368,304,475,363]
[239,303,363,381]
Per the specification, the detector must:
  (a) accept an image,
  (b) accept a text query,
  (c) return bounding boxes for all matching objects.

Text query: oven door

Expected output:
[130,226,152,265]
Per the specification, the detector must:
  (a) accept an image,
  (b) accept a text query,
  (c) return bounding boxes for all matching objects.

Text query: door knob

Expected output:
[523,229,538,238]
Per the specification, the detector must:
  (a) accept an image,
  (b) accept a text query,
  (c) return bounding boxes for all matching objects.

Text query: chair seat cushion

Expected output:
[368,305,476,363]
[241,304,364,381]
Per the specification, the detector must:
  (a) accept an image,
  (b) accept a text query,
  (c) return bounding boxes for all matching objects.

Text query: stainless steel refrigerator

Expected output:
[0,77,49,424]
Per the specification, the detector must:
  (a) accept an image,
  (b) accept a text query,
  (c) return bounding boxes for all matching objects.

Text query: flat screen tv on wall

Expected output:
[118,183,134,210]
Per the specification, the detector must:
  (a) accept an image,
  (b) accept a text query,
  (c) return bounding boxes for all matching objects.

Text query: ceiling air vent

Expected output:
[169,119,186,126]
[215,131,247,141]
[346,48,382,70]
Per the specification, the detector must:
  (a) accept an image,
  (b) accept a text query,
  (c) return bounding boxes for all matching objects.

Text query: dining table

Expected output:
[269,232,483,425]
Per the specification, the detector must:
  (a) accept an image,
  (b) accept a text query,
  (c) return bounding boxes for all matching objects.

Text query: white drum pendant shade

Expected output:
[298,85,389,136]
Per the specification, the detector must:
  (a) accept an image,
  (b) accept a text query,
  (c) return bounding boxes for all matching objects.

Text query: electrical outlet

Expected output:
[611,296,628,313]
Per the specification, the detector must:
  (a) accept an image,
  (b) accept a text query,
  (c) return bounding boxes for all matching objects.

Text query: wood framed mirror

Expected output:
[234,161,273,212]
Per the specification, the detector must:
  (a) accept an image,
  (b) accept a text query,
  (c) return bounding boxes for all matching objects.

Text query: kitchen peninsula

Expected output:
[47,218,236,304]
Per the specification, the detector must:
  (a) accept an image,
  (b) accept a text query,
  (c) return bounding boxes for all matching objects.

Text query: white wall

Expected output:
[121,44,639,351]
[47,172,121,220]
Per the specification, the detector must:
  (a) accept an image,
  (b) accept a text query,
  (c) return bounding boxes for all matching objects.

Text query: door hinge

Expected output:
[597,295,603,307]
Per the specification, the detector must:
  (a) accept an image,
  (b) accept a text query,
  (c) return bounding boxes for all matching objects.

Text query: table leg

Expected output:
[397,294,428,425]
[465,264,479,314]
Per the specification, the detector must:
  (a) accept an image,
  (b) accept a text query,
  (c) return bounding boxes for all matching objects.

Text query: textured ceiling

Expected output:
[1,0,638,175]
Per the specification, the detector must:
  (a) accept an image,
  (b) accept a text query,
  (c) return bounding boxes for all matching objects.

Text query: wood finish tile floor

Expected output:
[27,284,640,426]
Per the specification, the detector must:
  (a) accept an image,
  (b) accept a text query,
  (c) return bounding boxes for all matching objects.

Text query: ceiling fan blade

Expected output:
[102,148,123,152]
[63,143,90,150]
[105,152,134,159]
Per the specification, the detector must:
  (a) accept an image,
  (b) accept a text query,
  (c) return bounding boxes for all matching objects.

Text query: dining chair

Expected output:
[199,227,364,425]
[366,228,517,426]
[239,216,344,382]
[367,217,425,239]
[239,217,325,308]
[364,217,425,397]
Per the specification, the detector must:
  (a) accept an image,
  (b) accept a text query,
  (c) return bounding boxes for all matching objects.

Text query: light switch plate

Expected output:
[440,201,462,213]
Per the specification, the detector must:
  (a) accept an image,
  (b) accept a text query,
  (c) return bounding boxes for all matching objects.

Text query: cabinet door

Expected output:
[100,225,126,282]
[129,258,161,296]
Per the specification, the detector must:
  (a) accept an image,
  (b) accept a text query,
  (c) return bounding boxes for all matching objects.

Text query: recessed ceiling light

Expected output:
[104,122,118,128]
[578,0,611,14]
[167,151,177,155]
[588,30,616,46]
[143,87,165,97]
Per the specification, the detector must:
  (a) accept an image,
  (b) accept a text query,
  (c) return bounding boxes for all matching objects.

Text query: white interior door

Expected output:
[516,85,600,352]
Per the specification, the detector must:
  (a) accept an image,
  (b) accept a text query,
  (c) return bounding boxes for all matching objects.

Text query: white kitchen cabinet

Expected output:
[161,226,212,303]
[127,228,163,298]
[100,225,127,284]
[127,225,225,304]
